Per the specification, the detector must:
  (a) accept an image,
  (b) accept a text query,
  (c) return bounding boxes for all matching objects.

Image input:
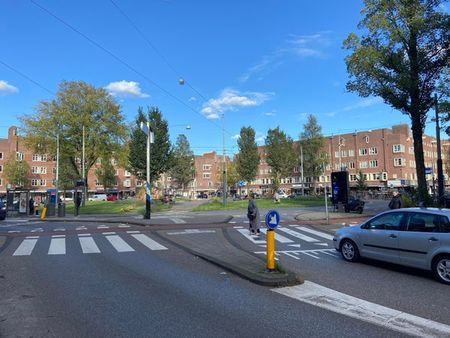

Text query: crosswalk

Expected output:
[10,231,168,257]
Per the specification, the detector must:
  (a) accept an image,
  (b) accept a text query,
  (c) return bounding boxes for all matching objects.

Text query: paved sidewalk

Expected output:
[156,227,301,287]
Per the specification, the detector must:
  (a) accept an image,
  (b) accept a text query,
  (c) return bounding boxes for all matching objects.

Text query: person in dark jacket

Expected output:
[247,193,260,236]
[388,191,403,209]
[29,197,35,215]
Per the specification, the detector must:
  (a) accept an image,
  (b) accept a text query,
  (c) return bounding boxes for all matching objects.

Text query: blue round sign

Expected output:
[238,180,245,187]
[265,210,280,229]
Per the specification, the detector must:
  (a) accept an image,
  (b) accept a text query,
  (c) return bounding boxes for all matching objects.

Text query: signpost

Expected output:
[140,122,154,220]
[265,210,280,270]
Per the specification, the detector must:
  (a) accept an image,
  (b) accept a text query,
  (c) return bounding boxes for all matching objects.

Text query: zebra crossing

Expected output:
[10,231,168,257]
[233,225,338,260]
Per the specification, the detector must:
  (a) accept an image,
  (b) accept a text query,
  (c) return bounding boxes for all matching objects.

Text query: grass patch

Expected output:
[192,197,325,211]
[57,199,171,215]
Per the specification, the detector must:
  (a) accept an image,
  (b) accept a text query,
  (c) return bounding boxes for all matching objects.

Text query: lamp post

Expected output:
[222,113,227,206]
[435,94,445,206]
[140,121,153,219]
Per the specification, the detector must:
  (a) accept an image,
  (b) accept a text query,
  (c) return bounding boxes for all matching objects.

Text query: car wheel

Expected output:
[340,240,360,262]
[433,255,450,285]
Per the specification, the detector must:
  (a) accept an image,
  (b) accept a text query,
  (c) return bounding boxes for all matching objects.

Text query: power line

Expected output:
[30,0,229,135]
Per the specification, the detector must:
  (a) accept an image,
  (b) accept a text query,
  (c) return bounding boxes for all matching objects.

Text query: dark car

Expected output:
[344,196,365,214]
[197,192,208,199]
[0,201,6,220]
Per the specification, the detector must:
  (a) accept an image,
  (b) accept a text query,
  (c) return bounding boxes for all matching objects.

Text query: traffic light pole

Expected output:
[145,121,151,219]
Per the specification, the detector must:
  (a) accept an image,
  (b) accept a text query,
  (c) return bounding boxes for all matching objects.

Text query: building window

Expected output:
[203,164,211,171]
[409,147,414,154]
[369,160,378,168]
[136,180,143,187]
[124,170,131,177]
[0,165,2,173]
[369,147,378,155]
[124,179,131,188]
[340,150,348,158]
[348,149,355,157]
[359,148,368,156]
[0,178,2,186]
[394,158,406,167]
[363,135,369,143]
[359,161,368,169]
[95,180,102,186]
[392,144,405,153]
[410,160,416,168]
[348,162,355,169]
[349,174,357,182]
[31,179,46,186]
[203,173,211,179]
[335,151,340,158]
[0,152,3,160]
[16,152,24,161]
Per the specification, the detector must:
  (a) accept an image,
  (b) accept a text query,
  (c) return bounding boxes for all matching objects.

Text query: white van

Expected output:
[88,194,107,201]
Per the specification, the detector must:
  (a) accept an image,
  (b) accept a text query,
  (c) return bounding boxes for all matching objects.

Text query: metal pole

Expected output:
[222,114,227,206]
[145,121,151,219]
[56,133,59,201]
[300,145,304,196]
[435,94,444,206]
[82,125,85,206]
[338,136,342,171]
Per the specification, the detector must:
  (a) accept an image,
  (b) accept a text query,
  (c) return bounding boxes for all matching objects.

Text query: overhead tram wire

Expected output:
[30,0,232,136]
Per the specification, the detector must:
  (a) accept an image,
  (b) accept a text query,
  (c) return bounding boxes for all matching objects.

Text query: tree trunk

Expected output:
[411,114,428,203]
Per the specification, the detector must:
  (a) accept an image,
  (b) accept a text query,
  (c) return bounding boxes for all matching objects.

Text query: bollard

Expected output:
[266,229,275,270]
[40,207,47,220]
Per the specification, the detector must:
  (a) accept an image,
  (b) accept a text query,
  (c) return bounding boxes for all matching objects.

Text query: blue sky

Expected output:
[0,1,446,155]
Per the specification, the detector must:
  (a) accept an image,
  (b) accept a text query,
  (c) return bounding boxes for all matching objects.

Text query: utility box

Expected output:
[46,189,57,217]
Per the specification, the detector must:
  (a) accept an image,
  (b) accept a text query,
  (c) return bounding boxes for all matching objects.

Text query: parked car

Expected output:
[88,194,107,201]
[197,192,208,199]
[0,201,6,220]
[107,194,118,201]
[344,196,365,214]
[333,208,450,284]
[276,190,288,199]
[288,192,303,199]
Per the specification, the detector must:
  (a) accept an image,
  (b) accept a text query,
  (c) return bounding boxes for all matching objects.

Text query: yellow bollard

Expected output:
[40,207,47,220]
[266,229,275,270]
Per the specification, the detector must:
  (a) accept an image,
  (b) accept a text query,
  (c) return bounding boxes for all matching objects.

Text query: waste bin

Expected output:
[58,202,65,217]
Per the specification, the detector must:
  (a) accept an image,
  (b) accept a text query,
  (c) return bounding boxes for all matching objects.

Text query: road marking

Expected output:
[52,235,65,238]
[170,218,186,224]
[13,238,38,256]
[118,224,130,228]
[228,221,237,224]
[126,230,140,234]
[97,225,109,229]
[233,226,244,229]
[79,236,101,254]
[31,228,44,232]
[8,230,21,233]
[289,244,301,248]
[167,229,216,235]
[294,226,334,241]
[26,236,39,239]
[53,228,66,232]
[78,233,91,237]
[76,226,87,231]
[131,234,167,250]
[278,227,319,242]
[105,235,134,252]
[260,228,294,243]
[273,281,450,338]
[102,232,116,235]
[236,229,265,244]
[314,243,329,247]
[48,237,66,255]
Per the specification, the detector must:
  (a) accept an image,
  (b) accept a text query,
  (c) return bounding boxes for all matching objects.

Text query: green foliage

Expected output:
[3,157,30,187]
[343,0,449,202]
[356,171,368,191]
[128,107,173,184]
[169,134,195,191]
[216,161,239,189]
[95,158,116,190]
[20,81,127,190]
[235,127,260,184]
[300,115,327,193]
[265,127,296,192]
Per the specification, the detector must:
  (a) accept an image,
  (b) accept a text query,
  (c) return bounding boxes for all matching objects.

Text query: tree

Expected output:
[356,171,368,192]
[20,81,127,191]
[128,106,173,184]
[265,127,297,193]
[216,161,239,190]
[343,0,449,202]
[3,157,30,188]
[95,158,116,191]
[169,134,195,193]
[235,127,260,185]
[300,115,328,194]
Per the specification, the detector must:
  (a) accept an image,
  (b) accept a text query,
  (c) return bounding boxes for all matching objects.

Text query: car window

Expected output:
[436,215,450,233]
[365,212,404,230]
[406,212,439,232]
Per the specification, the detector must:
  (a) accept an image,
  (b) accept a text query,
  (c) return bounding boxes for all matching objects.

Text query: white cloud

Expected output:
[326,97,383,117]
[232,134,240,140]
[0,80,18,95]
[201,88,273,119]
[264,111,276,116]
[105,80,149,98]
[188,96,197,102]
[255,136,265,143]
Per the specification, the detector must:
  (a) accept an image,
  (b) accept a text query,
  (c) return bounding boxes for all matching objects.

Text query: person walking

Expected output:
[75,192,82,216]
[247,193,260,236]
[29,197,35,216]
[388,191,403,209]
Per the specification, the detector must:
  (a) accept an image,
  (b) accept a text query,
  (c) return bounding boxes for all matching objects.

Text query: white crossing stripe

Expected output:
[294,226,334,241]
[79,236,100,254]
[118,224,130,228]
[278,227,319,242]
[260,228,294,243]
[131,234,167,250]
[106,235,135,252]
[48,237,66,255]
[236,229,265,244]
[273,281,450,338]
[170,218,186,224]
[13,238,38,256]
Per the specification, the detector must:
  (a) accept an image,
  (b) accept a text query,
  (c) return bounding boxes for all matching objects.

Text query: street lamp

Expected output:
[222,113,227,206]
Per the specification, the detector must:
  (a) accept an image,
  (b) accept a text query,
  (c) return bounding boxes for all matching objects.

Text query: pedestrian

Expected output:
[75,192,82,216]
[388,191,403,209]
[247,193,260,236]
[29,197,34,215]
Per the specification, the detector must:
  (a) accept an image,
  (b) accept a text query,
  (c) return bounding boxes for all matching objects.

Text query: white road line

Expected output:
[131,234,167,250]
[228,221,237,224]
[13,238,38,256]
[260,228,294,243]
[170,218,186,224]
[31,228,44,232]
[106,235,135,252]
[278,227,319,242]
[294,226,334,241]
[102,232,116,235]
[76,227,87,231]
[273,281,450,338]
[53,228,66,232]
[78,233,91,237]
[236,229,265,244]
[97,225,109,229]
[300,251,320,259]
[8,230,20,233]
[79,236,100,254]
[126,231,140,234]
[26,236,39,239]
[233,226,244,229]
[52,235,65,238]
[48,237,66,255]
[118,225,130,228]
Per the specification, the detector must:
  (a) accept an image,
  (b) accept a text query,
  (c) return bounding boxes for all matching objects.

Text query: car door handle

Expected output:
[428,237,439,242]
[389,234,397,239]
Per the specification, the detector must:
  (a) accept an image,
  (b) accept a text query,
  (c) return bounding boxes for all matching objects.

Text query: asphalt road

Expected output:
[1,220,405,337]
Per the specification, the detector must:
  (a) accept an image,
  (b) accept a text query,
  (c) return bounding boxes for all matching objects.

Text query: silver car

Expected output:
[333,208,450,284]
